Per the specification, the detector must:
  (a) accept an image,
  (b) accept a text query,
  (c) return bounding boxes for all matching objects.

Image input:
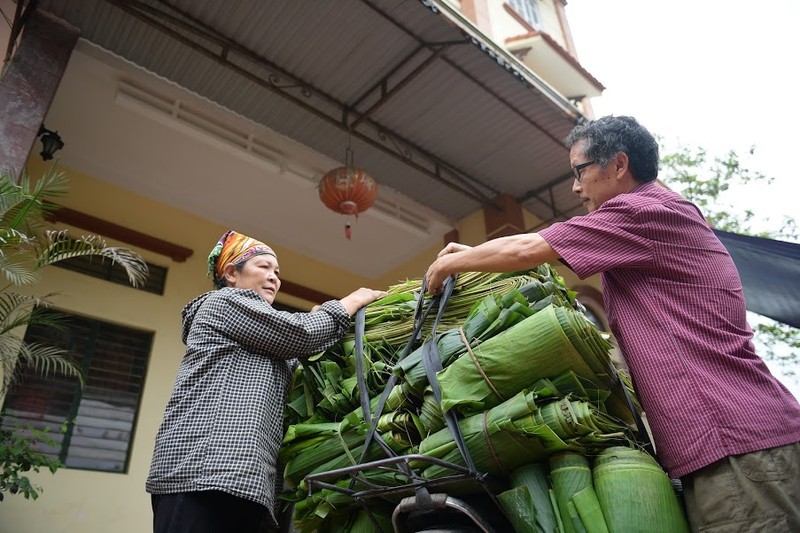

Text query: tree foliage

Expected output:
[659,143,799,377]
[0,423,65,501]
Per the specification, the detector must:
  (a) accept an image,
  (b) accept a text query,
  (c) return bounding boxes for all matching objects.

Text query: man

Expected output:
[147,230,384,532]
[425,116,800,531]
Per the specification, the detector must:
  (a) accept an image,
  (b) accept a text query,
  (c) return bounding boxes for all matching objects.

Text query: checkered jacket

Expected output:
[145,287,350,518]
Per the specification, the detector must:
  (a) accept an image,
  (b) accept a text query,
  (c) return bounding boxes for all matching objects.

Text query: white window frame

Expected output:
[509,0,542,29]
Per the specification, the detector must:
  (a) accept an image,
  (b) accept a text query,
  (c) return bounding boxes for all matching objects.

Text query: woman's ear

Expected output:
[222,263,238,287]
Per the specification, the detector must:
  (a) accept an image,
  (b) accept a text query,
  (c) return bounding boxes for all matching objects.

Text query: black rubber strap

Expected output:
[420,275,477,473]
[354,307,371,424]
[355,284,436,466]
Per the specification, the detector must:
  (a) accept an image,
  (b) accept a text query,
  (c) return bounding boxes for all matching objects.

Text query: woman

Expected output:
[146,230,384,532]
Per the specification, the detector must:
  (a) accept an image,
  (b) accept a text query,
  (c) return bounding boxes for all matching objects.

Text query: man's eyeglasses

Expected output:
[572,160,596,182]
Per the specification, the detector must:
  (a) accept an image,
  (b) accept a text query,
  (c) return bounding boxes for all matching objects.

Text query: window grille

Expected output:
[1,311,153,473]
[53,255,167,295]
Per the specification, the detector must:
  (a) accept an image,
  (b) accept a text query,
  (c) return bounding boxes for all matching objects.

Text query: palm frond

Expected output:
[4,341,84,393]
[0,227,35,252]
[0,254,40,286]
[14,168,69,227]
[0,174,28,221]
[0,168,69,237]
[17,342,82,379]
[0,171,40,234]
[0,333,24,393]
[0,292,39,333]
[30,165,71,200]
[37,230,149,287]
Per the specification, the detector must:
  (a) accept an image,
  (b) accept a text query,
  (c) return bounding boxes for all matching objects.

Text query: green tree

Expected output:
[659,144,799,378]
[0,166,148,501]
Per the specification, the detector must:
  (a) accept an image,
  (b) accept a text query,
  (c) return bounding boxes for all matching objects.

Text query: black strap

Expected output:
[420,275,477,473]
[355,284,436,466]
[354,307,371,424]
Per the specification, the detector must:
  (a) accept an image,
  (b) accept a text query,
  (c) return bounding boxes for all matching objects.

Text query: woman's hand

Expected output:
[339,288,387,316]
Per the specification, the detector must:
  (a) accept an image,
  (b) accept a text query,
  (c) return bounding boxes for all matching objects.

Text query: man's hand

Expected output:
[425,256,452,295]
[424,235,558,295]
[437,242,472,258]
[424,242,471,294]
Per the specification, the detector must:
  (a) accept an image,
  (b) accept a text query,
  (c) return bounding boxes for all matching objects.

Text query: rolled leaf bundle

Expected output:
[549,452,608,533]
[592,447,689,533]
[571,487,609,533]
[436,305,612,415]
[497,486,539,533]
[503,462,559,533]
[417,391,631,480]
[394,288,536,398]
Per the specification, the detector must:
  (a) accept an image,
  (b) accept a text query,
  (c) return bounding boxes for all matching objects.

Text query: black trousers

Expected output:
[151,491,275,533]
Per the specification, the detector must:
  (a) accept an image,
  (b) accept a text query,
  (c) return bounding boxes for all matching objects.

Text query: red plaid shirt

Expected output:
[540,182,800,477]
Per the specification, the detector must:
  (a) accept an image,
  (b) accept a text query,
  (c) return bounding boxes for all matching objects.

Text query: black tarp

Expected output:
[714,230,800,329]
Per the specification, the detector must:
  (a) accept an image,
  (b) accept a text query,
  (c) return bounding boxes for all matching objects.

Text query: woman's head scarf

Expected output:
[207,230,276,288]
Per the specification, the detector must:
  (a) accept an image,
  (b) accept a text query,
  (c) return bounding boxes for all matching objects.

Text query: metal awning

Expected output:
[10,0,602,279]
[36,0,587,224]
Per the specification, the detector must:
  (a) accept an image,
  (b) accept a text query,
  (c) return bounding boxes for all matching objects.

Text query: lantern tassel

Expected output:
[345,223,352,240]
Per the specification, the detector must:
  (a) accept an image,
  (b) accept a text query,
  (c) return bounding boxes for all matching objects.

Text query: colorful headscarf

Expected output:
[207,230,277,287]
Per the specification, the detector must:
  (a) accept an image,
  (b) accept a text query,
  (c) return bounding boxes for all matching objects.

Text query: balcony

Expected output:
[506,30,605,101]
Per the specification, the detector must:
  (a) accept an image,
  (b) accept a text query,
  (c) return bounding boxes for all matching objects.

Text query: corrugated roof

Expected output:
[38,0,586,223]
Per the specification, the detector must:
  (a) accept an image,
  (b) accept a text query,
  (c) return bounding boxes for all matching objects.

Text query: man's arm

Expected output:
[425,233,559,293]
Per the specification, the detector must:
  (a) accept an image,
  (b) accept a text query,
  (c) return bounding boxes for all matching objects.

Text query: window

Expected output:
[53,255,168,295]
[1,311,153,473]
[509,0,541,29]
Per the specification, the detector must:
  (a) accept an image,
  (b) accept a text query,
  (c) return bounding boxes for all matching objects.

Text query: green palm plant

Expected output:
[0,166,148,395]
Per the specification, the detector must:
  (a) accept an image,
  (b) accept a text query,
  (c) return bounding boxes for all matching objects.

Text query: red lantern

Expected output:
[318,166,378,239]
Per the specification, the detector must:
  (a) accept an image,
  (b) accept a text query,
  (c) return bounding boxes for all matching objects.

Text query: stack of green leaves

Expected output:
[496,448,686,533]
[416,389,631,481]
[432,304,633,426]
[279,266,649,531]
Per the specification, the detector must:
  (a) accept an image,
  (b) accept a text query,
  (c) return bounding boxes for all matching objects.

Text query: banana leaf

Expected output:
[417,391,631,480]
[504,462,559,533]
[394,288,537,398]
[281,267,648,530]
[436,305,634,425]
[549,452,592,533]
[592,447,689,533]
[293,470,407,533]
[571,486,609,533]
[497,486,539,533]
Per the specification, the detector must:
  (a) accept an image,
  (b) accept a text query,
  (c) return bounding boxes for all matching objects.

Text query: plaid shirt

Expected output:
[540,182,800,478]
[146,288,350,518]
